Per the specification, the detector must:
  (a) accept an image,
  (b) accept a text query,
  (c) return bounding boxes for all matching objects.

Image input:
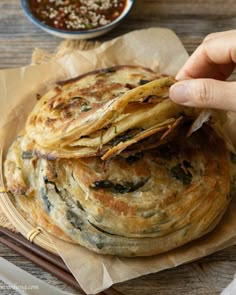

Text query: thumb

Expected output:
[169,79,236,111]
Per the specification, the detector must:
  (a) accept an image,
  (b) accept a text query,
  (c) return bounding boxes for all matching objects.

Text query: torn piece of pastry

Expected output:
[26,66,162,149]
[4,65,235,257]
[25,65,204,159]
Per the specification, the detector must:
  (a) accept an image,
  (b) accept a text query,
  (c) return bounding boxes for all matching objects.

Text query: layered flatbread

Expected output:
[4,125,231,256]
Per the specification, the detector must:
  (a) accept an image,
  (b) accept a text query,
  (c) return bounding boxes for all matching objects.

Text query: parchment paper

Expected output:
[1,28,236,294]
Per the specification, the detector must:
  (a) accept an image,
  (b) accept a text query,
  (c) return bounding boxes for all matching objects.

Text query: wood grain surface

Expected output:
[1,0,236,294]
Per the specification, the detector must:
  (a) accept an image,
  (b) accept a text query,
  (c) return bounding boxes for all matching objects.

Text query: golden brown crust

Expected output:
[57,65,157,86]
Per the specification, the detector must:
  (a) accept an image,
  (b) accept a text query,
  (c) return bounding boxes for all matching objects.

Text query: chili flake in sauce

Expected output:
[28,0,127,31]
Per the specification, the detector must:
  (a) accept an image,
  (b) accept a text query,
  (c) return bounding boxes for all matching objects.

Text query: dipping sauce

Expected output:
[28,0,127,31]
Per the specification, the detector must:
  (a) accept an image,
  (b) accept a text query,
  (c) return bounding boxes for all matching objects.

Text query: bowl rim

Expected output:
[21,0,135,35]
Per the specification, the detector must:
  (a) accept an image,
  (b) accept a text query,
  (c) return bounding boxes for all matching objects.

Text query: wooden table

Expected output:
[1,0,236,294]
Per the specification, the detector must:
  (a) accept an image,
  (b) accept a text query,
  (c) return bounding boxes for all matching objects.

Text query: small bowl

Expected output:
[21,0,134,39]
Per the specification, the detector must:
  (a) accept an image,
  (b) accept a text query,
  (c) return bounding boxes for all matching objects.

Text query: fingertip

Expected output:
[169,81,190,104]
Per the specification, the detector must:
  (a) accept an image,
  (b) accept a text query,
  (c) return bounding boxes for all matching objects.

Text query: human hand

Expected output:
[169,30,236,111]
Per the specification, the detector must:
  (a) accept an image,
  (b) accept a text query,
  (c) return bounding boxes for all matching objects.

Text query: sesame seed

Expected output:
[29,0,126,31]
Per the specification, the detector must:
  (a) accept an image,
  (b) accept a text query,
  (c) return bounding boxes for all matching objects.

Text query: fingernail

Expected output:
[175,73,191,81]
[169,82,190,104]
[175,73,186,80]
